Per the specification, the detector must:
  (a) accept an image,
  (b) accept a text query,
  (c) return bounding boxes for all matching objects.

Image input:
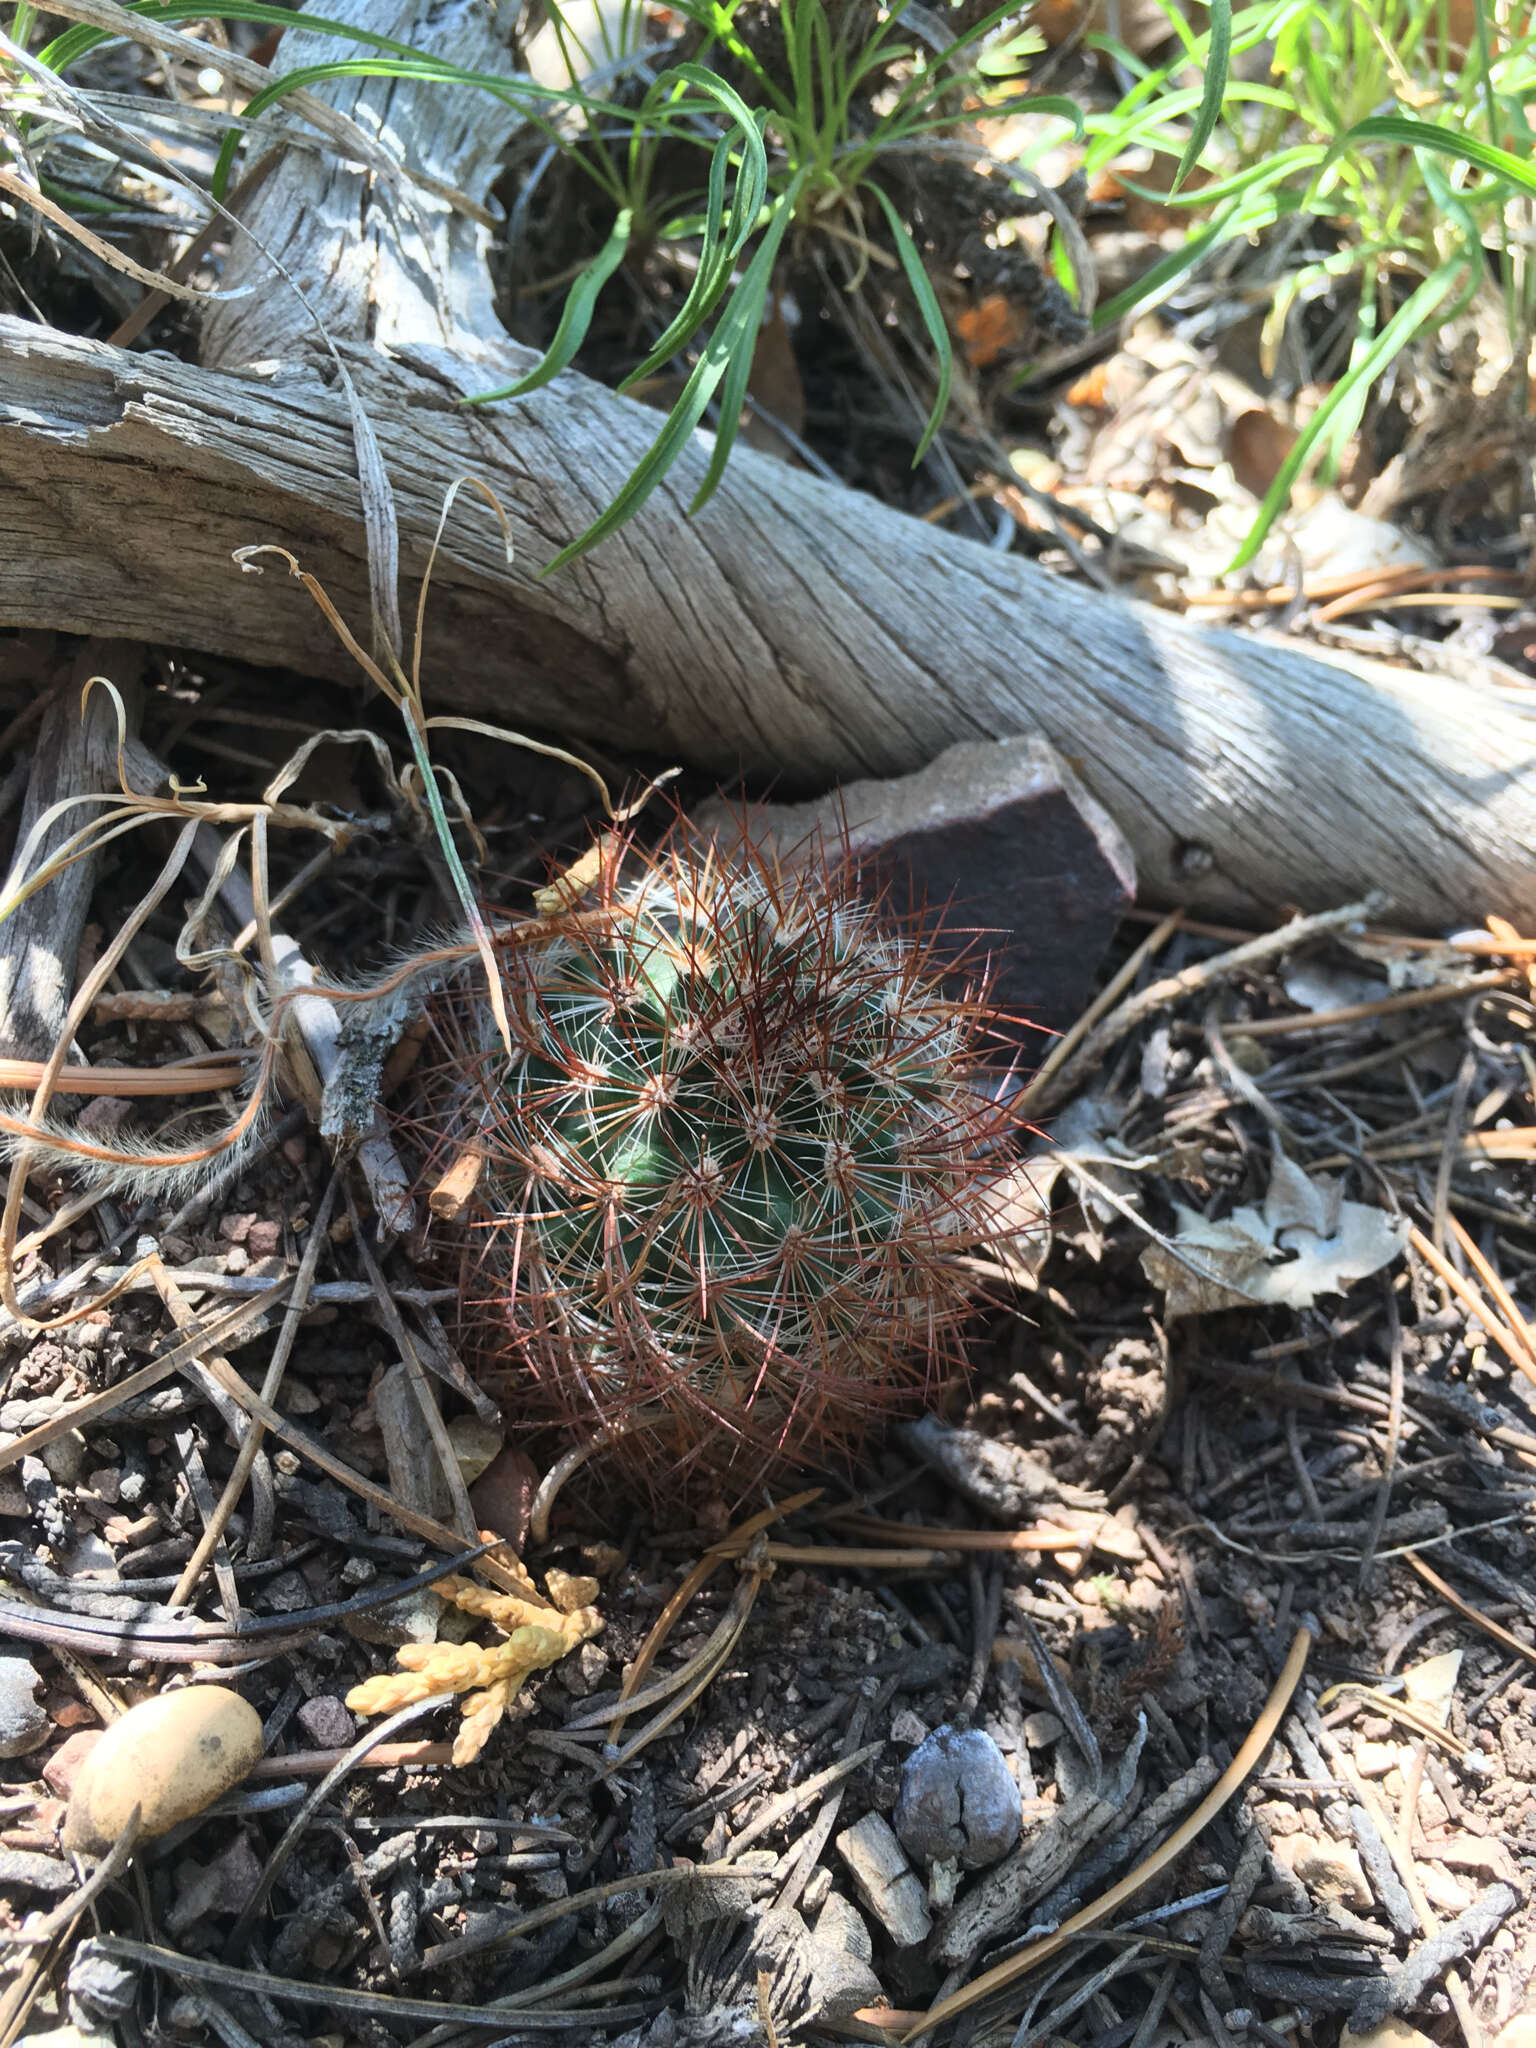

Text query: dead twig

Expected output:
[0,1811,141,2047]
[1025,902,1377,1113]
[168,1174,342,1607]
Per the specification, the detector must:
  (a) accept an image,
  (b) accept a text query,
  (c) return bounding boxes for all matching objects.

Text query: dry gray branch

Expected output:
[0,0,1533,929]
[0,644,140,1060]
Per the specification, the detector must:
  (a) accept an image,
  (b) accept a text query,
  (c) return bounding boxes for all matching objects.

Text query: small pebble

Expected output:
[0,1654,49,1758]
[62,1686,263,1854]
[894,1725,1022,1869]
[296,1695,355,1749]
[46,1695,96,1732]
[39,1429,86,1486]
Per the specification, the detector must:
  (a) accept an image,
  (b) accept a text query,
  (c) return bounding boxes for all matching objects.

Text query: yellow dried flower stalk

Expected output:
[434,1578,563,1633]
[455,1677,515,1766]
[346,1577,602,1764]
[545,1568,601,1615]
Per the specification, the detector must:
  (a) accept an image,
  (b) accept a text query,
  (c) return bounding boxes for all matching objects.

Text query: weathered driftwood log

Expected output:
[0,0,1532,929]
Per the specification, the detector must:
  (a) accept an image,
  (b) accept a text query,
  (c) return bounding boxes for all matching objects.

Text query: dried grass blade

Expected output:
[1408,1224,1536,1394]
[192,1343,519,1567]
[0,164,210,300]
[607,1488,821,1740]
[1446,1213,1536,1374]
[0,1281,293,1469]
[1406,1554,1536,1670]
[0,1056,249,1096]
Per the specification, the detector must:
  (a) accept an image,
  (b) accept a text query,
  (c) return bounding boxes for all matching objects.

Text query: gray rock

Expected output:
[344,1588,441,1649]
[39,1428,86,1486]
[808,1891,883,2021]
[0,1848,74,1890]
[296,1694,355,1749]
[895,1725,1022,1869]
[67,1941,139,2029]
[697,735,1135,1064]
[0,1652,48,1757]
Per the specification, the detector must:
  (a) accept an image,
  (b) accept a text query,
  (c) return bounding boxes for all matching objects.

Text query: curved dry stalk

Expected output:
[595,1546,774,1773]
[528,1425,645,1544]
[0,680,343,924]
[0,1054,250,1096]
[601,1489,821,1747]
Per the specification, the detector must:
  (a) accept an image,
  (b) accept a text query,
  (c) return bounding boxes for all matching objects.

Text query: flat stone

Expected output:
[0,1654,49,1758]
[447,1413,503,1487]
[376,1362,453,1525]
[697,736,1135,1065]
[1275,1834,1373,1910]
[344,1588,441,1649]
[17,2028,117,2048]
[39,1430,86,1486]
[0,1847,74,1891]
[1340,2021,1438,2048]
[0,1454,27,1516]
[808,1892,884,2021]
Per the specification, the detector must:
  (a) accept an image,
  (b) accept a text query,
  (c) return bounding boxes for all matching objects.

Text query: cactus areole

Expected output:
[421,821,1013,1496]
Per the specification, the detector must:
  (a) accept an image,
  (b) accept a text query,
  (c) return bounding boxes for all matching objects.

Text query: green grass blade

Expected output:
[869,184,952,464]
[1171,0,1231,192]
[1330,114,1536,197]
[619,131,738,384]
[1091,171,1305,327]
[689,199,800,508]
[459,210,633,405]
[1224,256,1469,573]
[620,83,768,391]
[543,185,804,573]
[40,1,471,74]
[206,55,592,201]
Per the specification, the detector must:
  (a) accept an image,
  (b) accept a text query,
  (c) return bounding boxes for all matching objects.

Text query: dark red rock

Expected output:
[698,737,1135,1068]
[41,1728,101,1799]
[467,1446,539,1549]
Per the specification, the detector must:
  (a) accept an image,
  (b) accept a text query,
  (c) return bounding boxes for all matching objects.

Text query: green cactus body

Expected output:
[430,823,1006,1491]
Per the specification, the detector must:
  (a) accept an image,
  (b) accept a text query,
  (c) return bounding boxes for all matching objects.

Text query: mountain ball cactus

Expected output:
[414,818,1015,1496]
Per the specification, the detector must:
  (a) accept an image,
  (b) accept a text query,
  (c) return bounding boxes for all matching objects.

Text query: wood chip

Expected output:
[834,1813,932,1947]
